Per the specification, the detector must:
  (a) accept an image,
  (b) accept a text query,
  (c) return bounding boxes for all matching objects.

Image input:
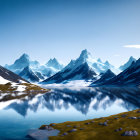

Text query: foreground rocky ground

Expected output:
[38,109,140,140]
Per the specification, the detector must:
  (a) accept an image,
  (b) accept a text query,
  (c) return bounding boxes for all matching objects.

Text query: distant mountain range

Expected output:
[91,58,140,87]
[3,50,139,87]
[41,49,120,84]
[5,54,64,83]
[119,56,136,71]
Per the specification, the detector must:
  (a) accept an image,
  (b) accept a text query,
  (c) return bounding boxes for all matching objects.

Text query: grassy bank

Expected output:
[0,82,49,101]
[40,109,140,140]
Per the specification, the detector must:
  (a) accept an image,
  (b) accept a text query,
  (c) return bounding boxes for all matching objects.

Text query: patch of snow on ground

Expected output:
[0,76,10,84]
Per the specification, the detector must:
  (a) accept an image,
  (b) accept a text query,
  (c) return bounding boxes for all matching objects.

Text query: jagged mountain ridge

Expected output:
[119,56,136,71]
[41,49,119,84]
[0,65,28,83]
[91,58,140,86]
[5,54,64,83]
[91,69,116,86]
[19,66,42,82]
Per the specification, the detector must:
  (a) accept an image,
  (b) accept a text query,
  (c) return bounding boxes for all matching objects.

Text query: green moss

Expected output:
[41,109,140,140]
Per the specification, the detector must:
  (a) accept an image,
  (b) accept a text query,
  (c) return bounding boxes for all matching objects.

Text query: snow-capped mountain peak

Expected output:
[20,53,30,59]
[97,58,102,63]
[76,49,97,68]
[79,49,91,60]
[46,58,64,70]
[119,56,136,71]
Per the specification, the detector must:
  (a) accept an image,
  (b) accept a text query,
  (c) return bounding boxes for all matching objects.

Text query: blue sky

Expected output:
[0,0,140,67]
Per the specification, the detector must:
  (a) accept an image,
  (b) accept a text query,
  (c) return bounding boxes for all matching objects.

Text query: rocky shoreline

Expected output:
[28,109,140,140]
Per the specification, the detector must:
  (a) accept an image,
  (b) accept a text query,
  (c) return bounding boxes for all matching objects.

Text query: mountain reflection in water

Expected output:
[5,87,140,117]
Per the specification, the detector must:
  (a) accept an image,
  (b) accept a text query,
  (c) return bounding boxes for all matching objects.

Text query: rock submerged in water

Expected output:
[27,129,60,140]
[39,125,54,131]
[121,130,138,136]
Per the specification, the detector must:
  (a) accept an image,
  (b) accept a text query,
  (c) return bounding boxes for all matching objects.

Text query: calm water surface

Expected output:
[0,87,140,140]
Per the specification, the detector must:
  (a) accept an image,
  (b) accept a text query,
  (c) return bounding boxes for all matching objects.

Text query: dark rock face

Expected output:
[91,58,140,87]
[42,62,97,84]
[91,69,116,86]
[119,56,136,71]
[0,65,28,83]
[19,66,40,82]
[121,130,138,136]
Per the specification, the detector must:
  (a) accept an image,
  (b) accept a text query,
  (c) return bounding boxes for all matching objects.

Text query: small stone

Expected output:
[45,125,54,131]
[128,117,137,119]
[114,118,119,120]
[80,128,84,130]
[73,125,78,128]
[121,130,138,136]
[61,132,68,136]
[98,122,103,125]
[91,121,94,123]
[137,117,140,119]
[68,129,77,133]
[121,114,128,118]
[50,124,56,126]
[115,128,122,132]
[85,122,90,125]
[133,130,138,136]
[66,125,71,127]
[119,128,123,131]
[137,110,140,113]
[103,122,108,126]
[115,129,119,132]
[39,125,54,130]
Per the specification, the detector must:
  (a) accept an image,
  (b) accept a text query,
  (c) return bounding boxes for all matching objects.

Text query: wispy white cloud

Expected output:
[123,45,140,49]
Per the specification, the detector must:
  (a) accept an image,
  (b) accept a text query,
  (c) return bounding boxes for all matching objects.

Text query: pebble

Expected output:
[137,110,140,113]
[66,125,71,127]
[98,122,108,126]
[80,128,84,130]
[61,132,68,136]
[114,118,119,120]
[91,121,94,123]
[115,128,123,132]
[121,114,128,118]
[103,122,108,126]
[73,125,79,128]
[68,129,77,133]
[128,117,137,119]
[40,125,54,131]
[85,122,90,125]
[121,130,138,136]
[51,124,56,126]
